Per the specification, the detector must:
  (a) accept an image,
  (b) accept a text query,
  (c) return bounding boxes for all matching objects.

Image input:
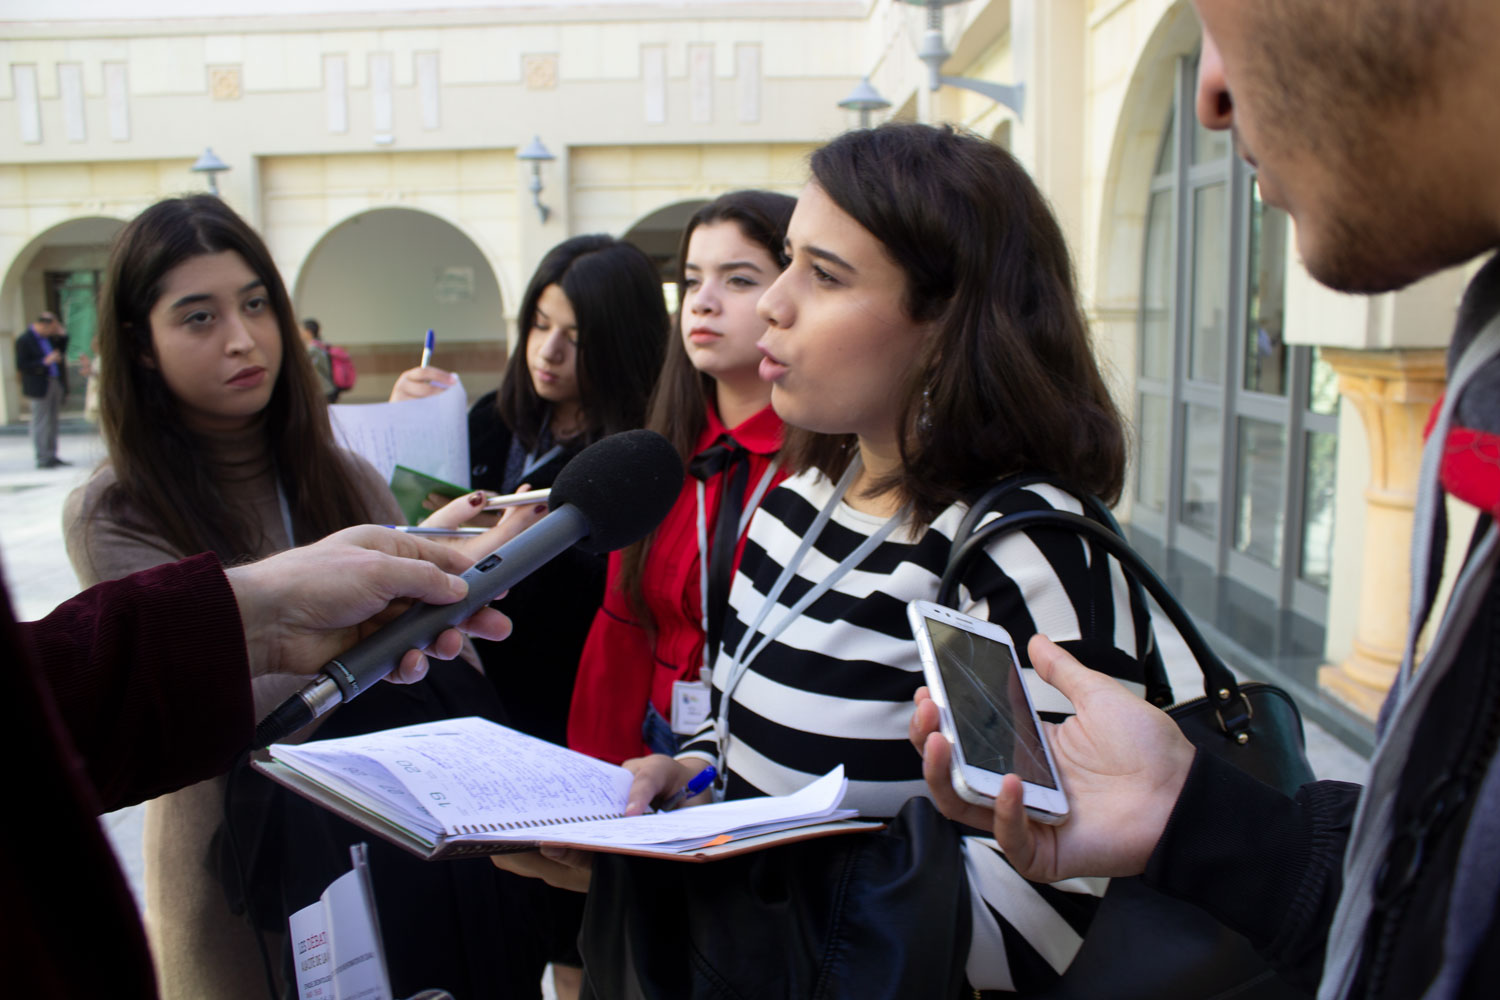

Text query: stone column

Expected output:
[1318,348,1447,719]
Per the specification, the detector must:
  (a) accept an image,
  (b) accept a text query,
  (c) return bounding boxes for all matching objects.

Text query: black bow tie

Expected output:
[688,435,750,481]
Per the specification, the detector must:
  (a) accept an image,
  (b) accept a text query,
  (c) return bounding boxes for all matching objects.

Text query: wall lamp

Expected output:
[837,77,892,127]
[908,0,1025,120]
[517,136,556,224]
[190,147,230,196]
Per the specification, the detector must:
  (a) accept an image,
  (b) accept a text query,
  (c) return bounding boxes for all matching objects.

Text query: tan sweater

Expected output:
[62,426,403,1000]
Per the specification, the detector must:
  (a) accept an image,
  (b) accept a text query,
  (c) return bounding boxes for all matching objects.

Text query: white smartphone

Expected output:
[907,600,1069,825]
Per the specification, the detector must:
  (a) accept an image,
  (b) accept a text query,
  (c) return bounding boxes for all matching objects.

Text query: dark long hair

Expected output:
[618,190,795,620]
[94,194,382,560]
[782,123,1126,525]
[495,235,669,452]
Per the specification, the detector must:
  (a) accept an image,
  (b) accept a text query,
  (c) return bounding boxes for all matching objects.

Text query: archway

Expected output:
[1,215,126,423]
[622,199,711,277]
[622,198,711,315]
[1094,1,1199,316]
[293,208,505,402]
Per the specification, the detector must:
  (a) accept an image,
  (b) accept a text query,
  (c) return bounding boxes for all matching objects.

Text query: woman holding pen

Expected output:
[391,234,667,744]
[63,195,543,1000]
[390,233,668,999]
[567,190,794,765]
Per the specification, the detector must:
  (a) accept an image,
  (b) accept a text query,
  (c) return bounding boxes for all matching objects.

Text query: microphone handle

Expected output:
[326,505,589,698]
[252,505,589,749]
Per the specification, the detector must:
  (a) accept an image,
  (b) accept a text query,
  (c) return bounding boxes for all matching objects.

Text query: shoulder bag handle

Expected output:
[940,482,1252,738]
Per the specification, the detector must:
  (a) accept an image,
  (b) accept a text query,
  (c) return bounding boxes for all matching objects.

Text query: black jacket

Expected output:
[15,325,67,398]
[466,389,607,748]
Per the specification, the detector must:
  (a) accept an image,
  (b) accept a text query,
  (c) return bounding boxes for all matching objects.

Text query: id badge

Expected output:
[670,680,712,735]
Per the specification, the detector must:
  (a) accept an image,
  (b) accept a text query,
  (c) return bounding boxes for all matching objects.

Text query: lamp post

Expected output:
[837,78,892,127]
[190,147,230,196]
[517,136,556,224]
[905,0,1025,120]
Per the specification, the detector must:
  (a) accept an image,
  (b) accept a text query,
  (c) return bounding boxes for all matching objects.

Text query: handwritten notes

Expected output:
[328,376,470,488]
[263,717,855,857]
[279,717,635,833]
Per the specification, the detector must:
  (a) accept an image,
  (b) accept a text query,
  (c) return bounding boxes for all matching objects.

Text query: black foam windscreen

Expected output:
[547,429,684,553]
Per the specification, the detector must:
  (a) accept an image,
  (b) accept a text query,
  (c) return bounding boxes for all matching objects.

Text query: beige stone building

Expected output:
[2,0,1465,748]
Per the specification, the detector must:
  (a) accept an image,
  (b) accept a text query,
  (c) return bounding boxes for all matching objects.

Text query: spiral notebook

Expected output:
[252,716,879,861]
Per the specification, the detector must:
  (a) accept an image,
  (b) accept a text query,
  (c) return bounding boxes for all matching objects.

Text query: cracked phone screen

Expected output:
[926,618,1055,788]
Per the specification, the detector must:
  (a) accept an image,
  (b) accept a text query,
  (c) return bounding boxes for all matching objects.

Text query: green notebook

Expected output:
[388,464,469,525]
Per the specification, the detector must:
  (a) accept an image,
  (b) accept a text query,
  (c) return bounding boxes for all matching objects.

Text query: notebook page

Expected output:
[270,717,634,834]
[328,375,469,487]
[276,748,437,835]
[469,765,850,849]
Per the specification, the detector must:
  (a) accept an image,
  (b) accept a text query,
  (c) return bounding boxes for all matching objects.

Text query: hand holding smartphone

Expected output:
[907,600,1069,825]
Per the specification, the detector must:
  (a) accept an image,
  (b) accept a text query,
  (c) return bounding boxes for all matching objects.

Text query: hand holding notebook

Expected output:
[254,717,879,861]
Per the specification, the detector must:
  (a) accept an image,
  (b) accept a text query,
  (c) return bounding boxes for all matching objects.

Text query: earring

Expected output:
[917,386,933,434]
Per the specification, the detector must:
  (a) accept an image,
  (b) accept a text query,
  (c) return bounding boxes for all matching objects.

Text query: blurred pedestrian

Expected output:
[15,311,70,467]
[300,316,339,402]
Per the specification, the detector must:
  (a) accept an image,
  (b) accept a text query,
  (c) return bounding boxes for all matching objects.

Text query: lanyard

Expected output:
[696,459,781,679]
[519,409,566,483]
[712,456,906,776]
[520,443,564,482]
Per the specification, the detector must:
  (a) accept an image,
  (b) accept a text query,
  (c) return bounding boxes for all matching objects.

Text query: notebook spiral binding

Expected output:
[452,811,627,836]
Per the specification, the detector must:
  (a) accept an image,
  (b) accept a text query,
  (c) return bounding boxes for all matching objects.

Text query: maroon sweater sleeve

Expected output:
[19,551,254,810]
[2,553,253,998]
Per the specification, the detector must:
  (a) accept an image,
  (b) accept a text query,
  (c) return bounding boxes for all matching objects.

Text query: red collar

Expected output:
[1427,393,1500,517]
[697,402,783,457]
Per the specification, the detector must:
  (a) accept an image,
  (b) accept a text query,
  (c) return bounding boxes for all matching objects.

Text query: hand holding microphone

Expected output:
[253,429,685,749]
[226,526,513,684]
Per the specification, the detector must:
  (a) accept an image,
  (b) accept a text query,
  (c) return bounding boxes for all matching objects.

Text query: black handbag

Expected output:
[578,797,973,1000]
[942,477,1314,999]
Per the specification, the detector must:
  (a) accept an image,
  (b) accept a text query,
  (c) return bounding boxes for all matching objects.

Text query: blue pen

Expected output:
[657,765,717,812]
[420,329,435,368]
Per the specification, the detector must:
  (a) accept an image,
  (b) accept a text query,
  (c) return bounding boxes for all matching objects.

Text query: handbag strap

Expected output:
[939,485,1254,739]
[952,474,1126,547]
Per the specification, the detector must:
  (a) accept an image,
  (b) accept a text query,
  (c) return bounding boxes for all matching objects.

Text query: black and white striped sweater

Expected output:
[678,468,1162,991]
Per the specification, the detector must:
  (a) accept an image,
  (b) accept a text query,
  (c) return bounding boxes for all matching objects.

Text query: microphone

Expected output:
[253,429,683,749]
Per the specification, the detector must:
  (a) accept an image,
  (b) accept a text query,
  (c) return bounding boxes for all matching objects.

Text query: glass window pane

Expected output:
[1309,347,1340,416]
[1189,183,1228,384]
[1244,179,1289,395]
[1301,430,1337,588]
[1180,403,1221,535]
[1191,105,1229,164]
[1233,418,1287,568]
[1136,394,1169,512]
[1140,191,1174,379]
[1154,103,1176,176]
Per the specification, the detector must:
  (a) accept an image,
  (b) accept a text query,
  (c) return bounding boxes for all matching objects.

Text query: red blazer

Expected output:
[1,553,252,999]
[568,404,785,764]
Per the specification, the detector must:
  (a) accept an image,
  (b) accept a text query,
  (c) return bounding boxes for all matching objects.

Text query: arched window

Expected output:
[1133,56,1338,625]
